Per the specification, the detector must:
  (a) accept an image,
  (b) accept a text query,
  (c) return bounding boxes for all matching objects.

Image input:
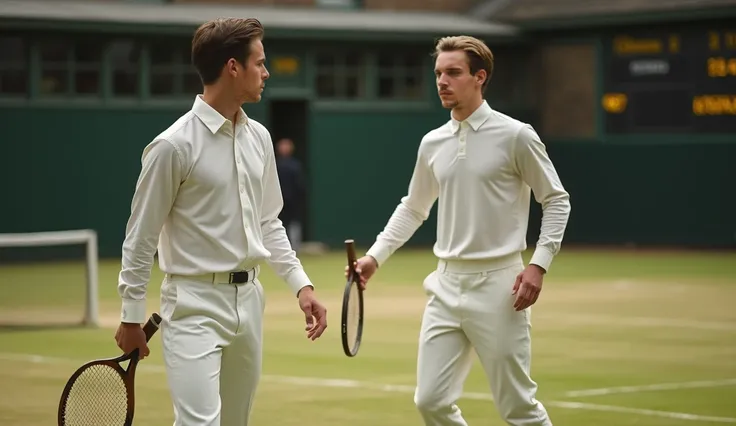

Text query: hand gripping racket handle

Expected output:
[125,313,162,361]
[345,239,358,282]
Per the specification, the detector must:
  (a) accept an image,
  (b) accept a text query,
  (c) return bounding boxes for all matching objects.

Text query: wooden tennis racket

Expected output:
[341,239,364,357]
[57,312,162,426]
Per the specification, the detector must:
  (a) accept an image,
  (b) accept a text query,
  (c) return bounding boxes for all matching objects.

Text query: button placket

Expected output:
[458,121,468,159]
[233,132,249,230]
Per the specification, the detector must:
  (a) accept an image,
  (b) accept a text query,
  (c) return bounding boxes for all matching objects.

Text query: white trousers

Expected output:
[159,273,265,426]
[414,254,552,426]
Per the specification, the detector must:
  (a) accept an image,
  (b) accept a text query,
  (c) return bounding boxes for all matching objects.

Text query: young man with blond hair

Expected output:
[350,35,571,425]
[115,17,327,425]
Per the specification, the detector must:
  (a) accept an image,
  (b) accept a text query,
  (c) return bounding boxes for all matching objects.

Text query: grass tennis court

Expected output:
[1,247,735,425]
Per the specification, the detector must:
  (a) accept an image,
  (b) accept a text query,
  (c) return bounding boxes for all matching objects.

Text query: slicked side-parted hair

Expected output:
[433,35,494,93]
[191,17,264,85]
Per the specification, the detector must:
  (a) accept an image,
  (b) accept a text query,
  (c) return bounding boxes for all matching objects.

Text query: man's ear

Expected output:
[475,69,487,86]
[226,58,239,77]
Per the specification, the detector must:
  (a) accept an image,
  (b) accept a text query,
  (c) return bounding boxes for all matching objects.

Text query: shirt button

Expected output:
[240,186,244,193]
[236,158,241,164]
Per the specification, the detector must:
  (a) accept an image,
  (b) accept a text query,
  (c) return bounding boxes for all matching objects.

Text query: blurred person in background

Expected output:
[275,137,305,252]
[349,35,570,426]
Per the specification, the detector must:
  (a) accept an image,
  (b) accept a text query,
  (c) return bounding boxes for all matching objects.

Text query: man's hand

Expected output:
[298,287,327,340]
[115,322,150,359]
[512,264,545,311]
[344,255,379,290]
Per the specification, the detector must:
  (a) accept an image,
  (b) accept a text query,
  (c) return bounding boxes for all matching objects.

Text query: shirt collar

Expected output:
[449,100,492,134]
[192,95,248,134]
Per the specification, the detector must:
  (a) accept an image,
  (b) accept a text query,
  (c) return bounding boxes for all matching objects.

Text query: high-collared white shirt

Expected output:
[118,95,313,323]
[367,100,571,272]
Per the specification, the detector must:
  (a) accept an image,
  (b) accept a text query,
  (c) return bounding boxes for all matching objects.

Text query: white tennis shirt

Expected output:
[118,95,313,324]
[366,100,571,272]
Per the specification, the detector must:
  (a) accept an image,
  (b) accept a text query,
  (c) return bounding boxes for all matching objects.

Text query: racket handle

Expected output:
[345,239,357,272]
[142,313,162,342]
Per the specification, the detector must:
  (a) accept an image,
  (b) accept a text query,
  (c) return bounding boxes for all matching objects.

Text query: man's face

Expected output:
[434,50,484,110]
[233,38,270,103]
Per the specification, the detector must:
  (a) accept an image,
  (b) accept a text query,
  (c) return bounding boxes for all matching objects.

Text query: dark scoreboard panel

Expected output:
[602,27,736,134]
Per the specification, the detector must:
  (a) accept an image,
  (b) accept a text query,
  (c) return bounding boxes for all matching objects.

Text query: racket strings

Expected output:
[346,283,361,346]
[62,364,129,425]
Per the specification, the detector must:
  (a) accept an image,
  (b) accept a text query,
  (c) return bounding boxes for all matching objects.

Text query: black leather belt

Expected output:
[229,270,251,284]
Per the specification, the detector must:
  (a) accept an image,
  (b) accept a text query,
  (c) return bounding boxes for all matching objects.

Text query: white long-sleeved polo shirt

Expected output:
[118,95,313,323]
[367,100,571,272]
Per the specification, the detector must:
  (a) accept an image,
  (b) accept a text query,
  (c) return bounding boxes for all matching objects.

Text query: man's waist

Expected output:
[437,252,522,274]
[167,265,260,285]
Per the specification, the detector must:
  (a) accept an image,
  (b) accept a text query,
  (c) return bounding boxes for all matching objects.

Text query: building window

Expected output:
[315,52,366,99]
[74,39,104,95]
[0,36,28,96]
[147,38,200,97]
[109,40,141,96]
[181,46,202,95]
[377,52,424,100]
[149,39,177,96]
[38,39,71,95]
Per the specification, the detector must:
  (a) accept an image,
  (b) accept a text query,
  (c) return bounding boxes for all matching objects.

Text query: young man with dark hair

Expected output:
[350,35,571,425]
[115,17,327,425]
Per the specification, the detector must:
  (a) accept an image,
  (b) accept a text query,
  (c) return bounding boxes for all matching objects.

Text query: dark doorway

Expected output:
[269,99,310,243]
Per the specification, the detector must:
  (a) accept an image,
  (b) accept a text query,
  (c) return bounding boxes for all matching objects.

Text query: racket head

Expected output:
[57,313,161,426]
[341,239,365,357]
[57,354,137,426]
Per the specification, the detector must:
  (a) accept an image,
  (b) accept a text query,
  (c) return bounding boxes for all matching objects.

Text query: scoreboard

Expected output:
[602,27,736,134]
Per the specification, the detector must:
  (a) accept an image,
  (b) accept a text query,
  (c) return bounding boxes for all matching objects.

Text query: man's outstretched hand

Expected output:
[298,287,327,340]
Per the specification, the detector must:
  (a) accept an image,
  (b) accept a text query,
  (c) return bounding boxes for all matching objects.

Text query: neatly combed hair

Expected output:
[191,17,264,85]
[433,35,494,92]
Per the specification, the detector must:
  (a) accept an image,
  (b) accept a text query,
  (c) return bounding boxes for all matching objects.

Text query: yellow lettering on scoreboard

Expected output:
[271,56,300,75]
[707,57,736,77]
[727,32,736,49]
[669,35,680,53]
[602,93,628,113]
[613,36,663,55]
[693,95,736,115]
[709,31,721,51]
[709,31,736,51]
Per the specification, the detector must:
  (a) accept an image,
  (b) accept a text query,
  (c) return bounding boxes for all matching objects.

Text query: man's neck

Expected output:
[451,96,484,122]
[202,85,240,123]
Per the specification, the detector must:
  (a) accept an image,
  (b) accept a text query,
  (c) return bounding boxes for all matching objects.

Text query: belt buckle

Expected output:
[229,270,249,284]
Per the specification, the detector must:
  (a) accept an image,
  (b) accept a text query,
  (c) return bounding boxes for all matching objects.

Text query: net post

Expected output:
[84,230,99,327]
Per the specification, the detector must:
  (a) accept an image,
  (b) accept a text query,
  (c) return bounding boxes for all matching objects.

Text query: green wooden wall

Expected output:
[3,101,732,263]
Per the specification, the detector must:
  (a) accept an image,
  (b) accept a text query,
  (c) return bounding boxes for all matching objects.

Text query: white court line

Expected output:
[551,401,736,423]
[565,378,736,397]
[2,353,736,424]
[543,314,736,331]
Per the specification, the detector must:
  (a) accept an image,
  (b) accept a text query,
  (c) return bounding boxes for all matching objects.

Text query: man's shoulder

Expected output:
[243,117,273,149]
[420,121,453,145]
[246,117,270,138]
[487,108,528,134]
[154,111,198,146]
